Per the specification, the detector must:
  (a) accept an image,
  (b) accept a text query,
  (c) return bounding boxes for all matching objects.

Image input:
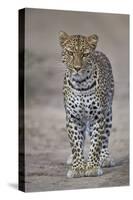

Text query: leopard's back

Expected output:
[92,51,114,107]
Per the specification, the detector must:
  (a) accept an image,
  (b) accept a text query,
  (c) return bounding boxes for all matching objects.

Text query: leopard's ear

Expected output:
[87,34,98,50]
[59,31,69,47]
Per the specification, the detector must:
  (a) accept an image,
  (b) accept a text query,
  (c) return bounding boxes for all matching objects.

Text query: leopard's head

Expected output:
[59,31,98,76]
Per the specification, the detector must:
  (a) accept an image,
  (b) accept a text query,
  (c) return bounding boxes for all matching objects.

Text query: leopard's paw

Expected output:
[67,168,84,178]
[67,164,85,178]
[85,164,103,177]
[101,157,115,168]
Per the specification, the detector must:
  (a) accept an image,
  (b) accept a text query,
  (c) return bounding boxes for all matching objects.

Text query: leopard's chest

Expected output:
[65,91,98,120]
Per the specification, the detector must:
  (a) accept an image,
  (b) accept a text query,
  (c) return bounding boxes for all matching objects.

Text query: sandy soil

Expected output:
[23,9,129,192]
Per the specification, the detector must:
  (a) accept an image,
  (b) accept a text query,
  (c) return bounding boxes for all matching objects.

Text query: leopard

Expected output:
[59,31,115,178]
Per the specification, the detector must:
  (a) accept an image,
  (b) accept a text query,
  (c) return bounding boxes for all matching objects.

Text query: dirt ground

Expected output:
[23,9,129,192]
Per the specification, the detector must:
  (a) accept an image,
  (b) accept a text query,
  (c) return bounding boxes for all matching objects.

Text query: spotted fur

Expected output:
[59,31,115,178]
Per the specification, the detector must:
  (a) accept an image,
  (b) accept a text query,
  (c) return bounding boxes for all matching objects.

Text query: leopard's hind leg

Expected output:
[67,154,73,165]
[100,107,115,168]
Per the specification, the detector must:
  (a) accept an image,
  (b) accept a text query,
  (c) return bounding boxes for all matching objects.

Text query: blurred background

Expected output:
[24,8,129,192]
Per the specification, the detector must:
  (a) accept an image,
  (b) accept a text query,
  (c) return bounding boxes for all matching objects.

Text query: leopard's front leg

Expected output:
[66,116,86,178]
[85,114,105,176]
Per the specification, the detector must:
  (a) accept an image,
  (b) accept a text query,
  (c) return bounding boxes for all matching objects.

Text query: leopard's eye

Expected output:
[83,50,90,57]
[83,51,89,56]
[65,48,73,56]
[67,50,73,56]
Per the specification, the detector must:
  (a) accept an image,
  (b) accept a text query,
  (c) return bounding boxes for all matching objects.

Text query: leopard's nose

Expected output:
[74,66,81,72]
